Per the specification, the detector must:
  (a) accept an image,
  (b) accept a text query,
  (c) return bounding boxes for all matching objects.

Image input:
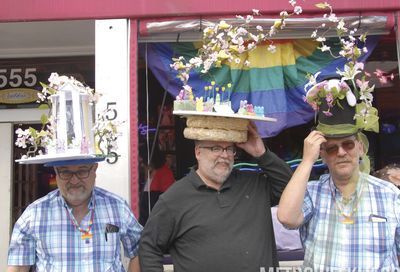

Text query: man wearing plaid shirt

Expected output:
[7,160,143,272]
[278,79,400,271]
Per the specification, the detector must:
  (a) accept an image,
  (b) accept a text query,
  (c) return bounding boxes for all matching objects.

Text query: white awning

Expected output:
[138,14,393,42]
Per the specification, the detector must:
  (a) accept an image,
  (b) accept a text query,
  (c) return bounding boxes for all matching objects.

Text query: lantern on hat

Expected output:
[48,78,95,155]
[15,73,119,166]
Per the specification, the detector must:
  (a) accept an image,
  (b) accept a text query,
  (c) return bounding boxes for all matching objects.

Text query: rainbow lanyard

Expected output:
[66,200,95,244]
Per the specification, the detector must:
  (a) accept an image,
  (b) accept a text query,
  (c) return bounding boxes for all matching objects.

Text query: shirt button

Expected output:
[217,191,221,194]
[245,195,249,199]
[245,251,249,254]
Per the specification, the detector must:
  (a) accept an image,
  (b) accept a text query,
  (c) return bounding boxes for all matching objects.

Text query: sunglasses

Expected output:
[321,139,356,155]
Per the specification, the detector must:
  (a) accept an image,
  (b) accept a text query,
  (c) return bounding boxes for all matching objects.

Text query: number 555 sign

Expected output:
[0,68,37,88]
[0,68,39,104]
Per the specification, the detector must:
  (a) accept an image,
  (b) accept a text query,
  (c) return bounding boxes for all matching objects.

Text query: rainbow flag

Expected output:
[143,36,379,137]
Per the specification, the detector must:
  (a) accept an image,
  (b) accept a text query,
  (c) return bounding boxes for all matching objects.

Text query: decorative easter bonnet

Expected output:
[305,77,379,173]
[173,84,276,143]
[183,115,250,143]
[15,73,120,166]
[305,78,379,136]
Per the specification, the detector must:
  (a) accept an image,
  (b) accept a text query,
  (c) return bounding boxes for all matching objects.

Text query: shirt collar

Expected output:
[329,172,364,198]
[189,168,233,191]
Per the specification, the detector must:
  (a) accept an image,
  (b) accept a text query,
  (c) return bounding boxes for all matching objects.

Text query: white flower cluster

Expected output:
[170,1,303,88]
[38,72,101,104]
[304,2,386,127]
[170,0,393,128]
[15,128,34,149]
[93,109,125,156]
[15,116,55,159]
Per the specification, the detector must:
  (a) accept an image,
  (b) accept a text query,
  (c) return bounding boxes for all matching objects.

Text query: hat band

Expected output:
[316,123,359,136]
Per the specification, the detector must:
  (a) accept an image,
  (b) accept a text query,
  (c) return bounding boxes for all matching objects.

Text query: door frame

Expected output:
[0,108,46,270]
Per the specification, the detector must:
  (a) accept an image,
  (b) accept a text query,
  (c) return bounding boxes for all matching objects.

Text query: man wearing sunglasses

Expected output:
[8,159,143,272]
[278,79,400,270]
[140,121,292,272]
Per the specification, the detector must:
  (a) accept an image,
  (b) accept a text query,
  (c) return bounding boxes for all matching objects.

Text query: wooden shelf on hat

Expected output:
[173,110,277,122]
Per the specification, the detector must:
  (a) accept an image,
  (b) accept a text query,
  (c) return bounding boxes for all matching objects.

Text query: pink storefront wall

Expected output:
[129,20,140,216]
[1,0,399,22]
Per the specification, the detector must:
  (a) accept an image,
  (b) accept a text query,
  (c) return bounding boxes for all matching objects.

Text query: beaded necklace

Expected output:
[65,199,95,244]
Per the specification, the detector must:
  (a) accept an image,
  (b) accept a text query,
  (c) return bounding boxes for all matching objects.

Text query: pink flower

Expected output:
[323,110,333,117]
[310,103,318,111]
[325,92,334,107]
[373,69,395,85]
[374,69,384,77]
[379,77,388,84]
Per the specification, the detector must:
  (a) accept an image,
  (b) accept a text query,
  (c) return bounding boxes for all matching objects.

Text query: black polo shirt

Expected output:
[139,150,292,272]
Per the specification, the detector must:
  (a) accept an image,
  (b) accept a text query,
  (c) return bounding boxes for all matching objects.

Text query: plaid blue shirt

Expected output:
[8,187,143,271]
[301,173,400,271]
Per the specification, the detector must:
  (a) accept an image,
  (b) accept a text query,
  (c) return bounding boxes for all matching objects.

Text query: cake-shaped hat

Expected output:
[173,84,276,143]
[15,73,118,166]
[183,115,250,143]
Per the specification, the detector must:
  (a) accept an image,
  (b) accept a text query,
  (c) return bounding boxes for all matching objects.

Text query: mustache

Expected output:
[66,183,85,190]
[215,159,232,165]
[336,160,351,164]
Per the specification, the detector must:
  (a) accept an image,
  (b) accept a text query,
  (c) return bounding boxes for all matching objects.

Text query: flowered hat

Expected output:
[305,77,380,173]
[15,73,120,166]
[305,78,379,138]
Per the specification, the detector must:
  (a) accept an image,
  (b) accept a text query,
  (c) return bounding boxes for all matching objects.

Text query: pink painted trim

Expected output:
[129,19,140,218]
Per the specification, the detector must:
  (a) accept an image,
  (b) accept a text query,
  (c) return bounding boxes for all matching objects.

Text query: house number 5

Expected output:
[105,102,120,164]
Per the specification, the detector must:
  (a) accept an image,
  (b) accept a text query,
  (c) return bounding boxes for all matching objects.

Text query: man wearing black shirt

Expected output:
[139,122,292,272]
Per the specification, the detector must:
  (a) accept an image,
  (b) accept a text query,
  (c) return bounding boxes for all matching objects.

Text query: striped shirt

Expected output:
[8,187,142,272]
[301,173,400,271]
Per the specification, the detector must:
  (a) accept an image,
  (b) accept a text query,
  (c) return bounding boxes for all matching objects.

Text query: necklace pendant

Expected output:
[341,215,355,224]
[81,231,93,241]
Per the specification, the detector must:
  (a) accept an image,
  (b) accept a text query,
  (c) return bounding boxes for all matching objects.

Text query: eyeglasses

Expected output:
[199,146,236,156]
[56,165,94,180]
[321,139,356,155]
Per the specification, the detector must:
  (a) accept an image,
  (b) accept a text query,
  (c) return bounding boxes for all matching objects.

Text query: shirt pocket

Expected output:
[102,231,120,262]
